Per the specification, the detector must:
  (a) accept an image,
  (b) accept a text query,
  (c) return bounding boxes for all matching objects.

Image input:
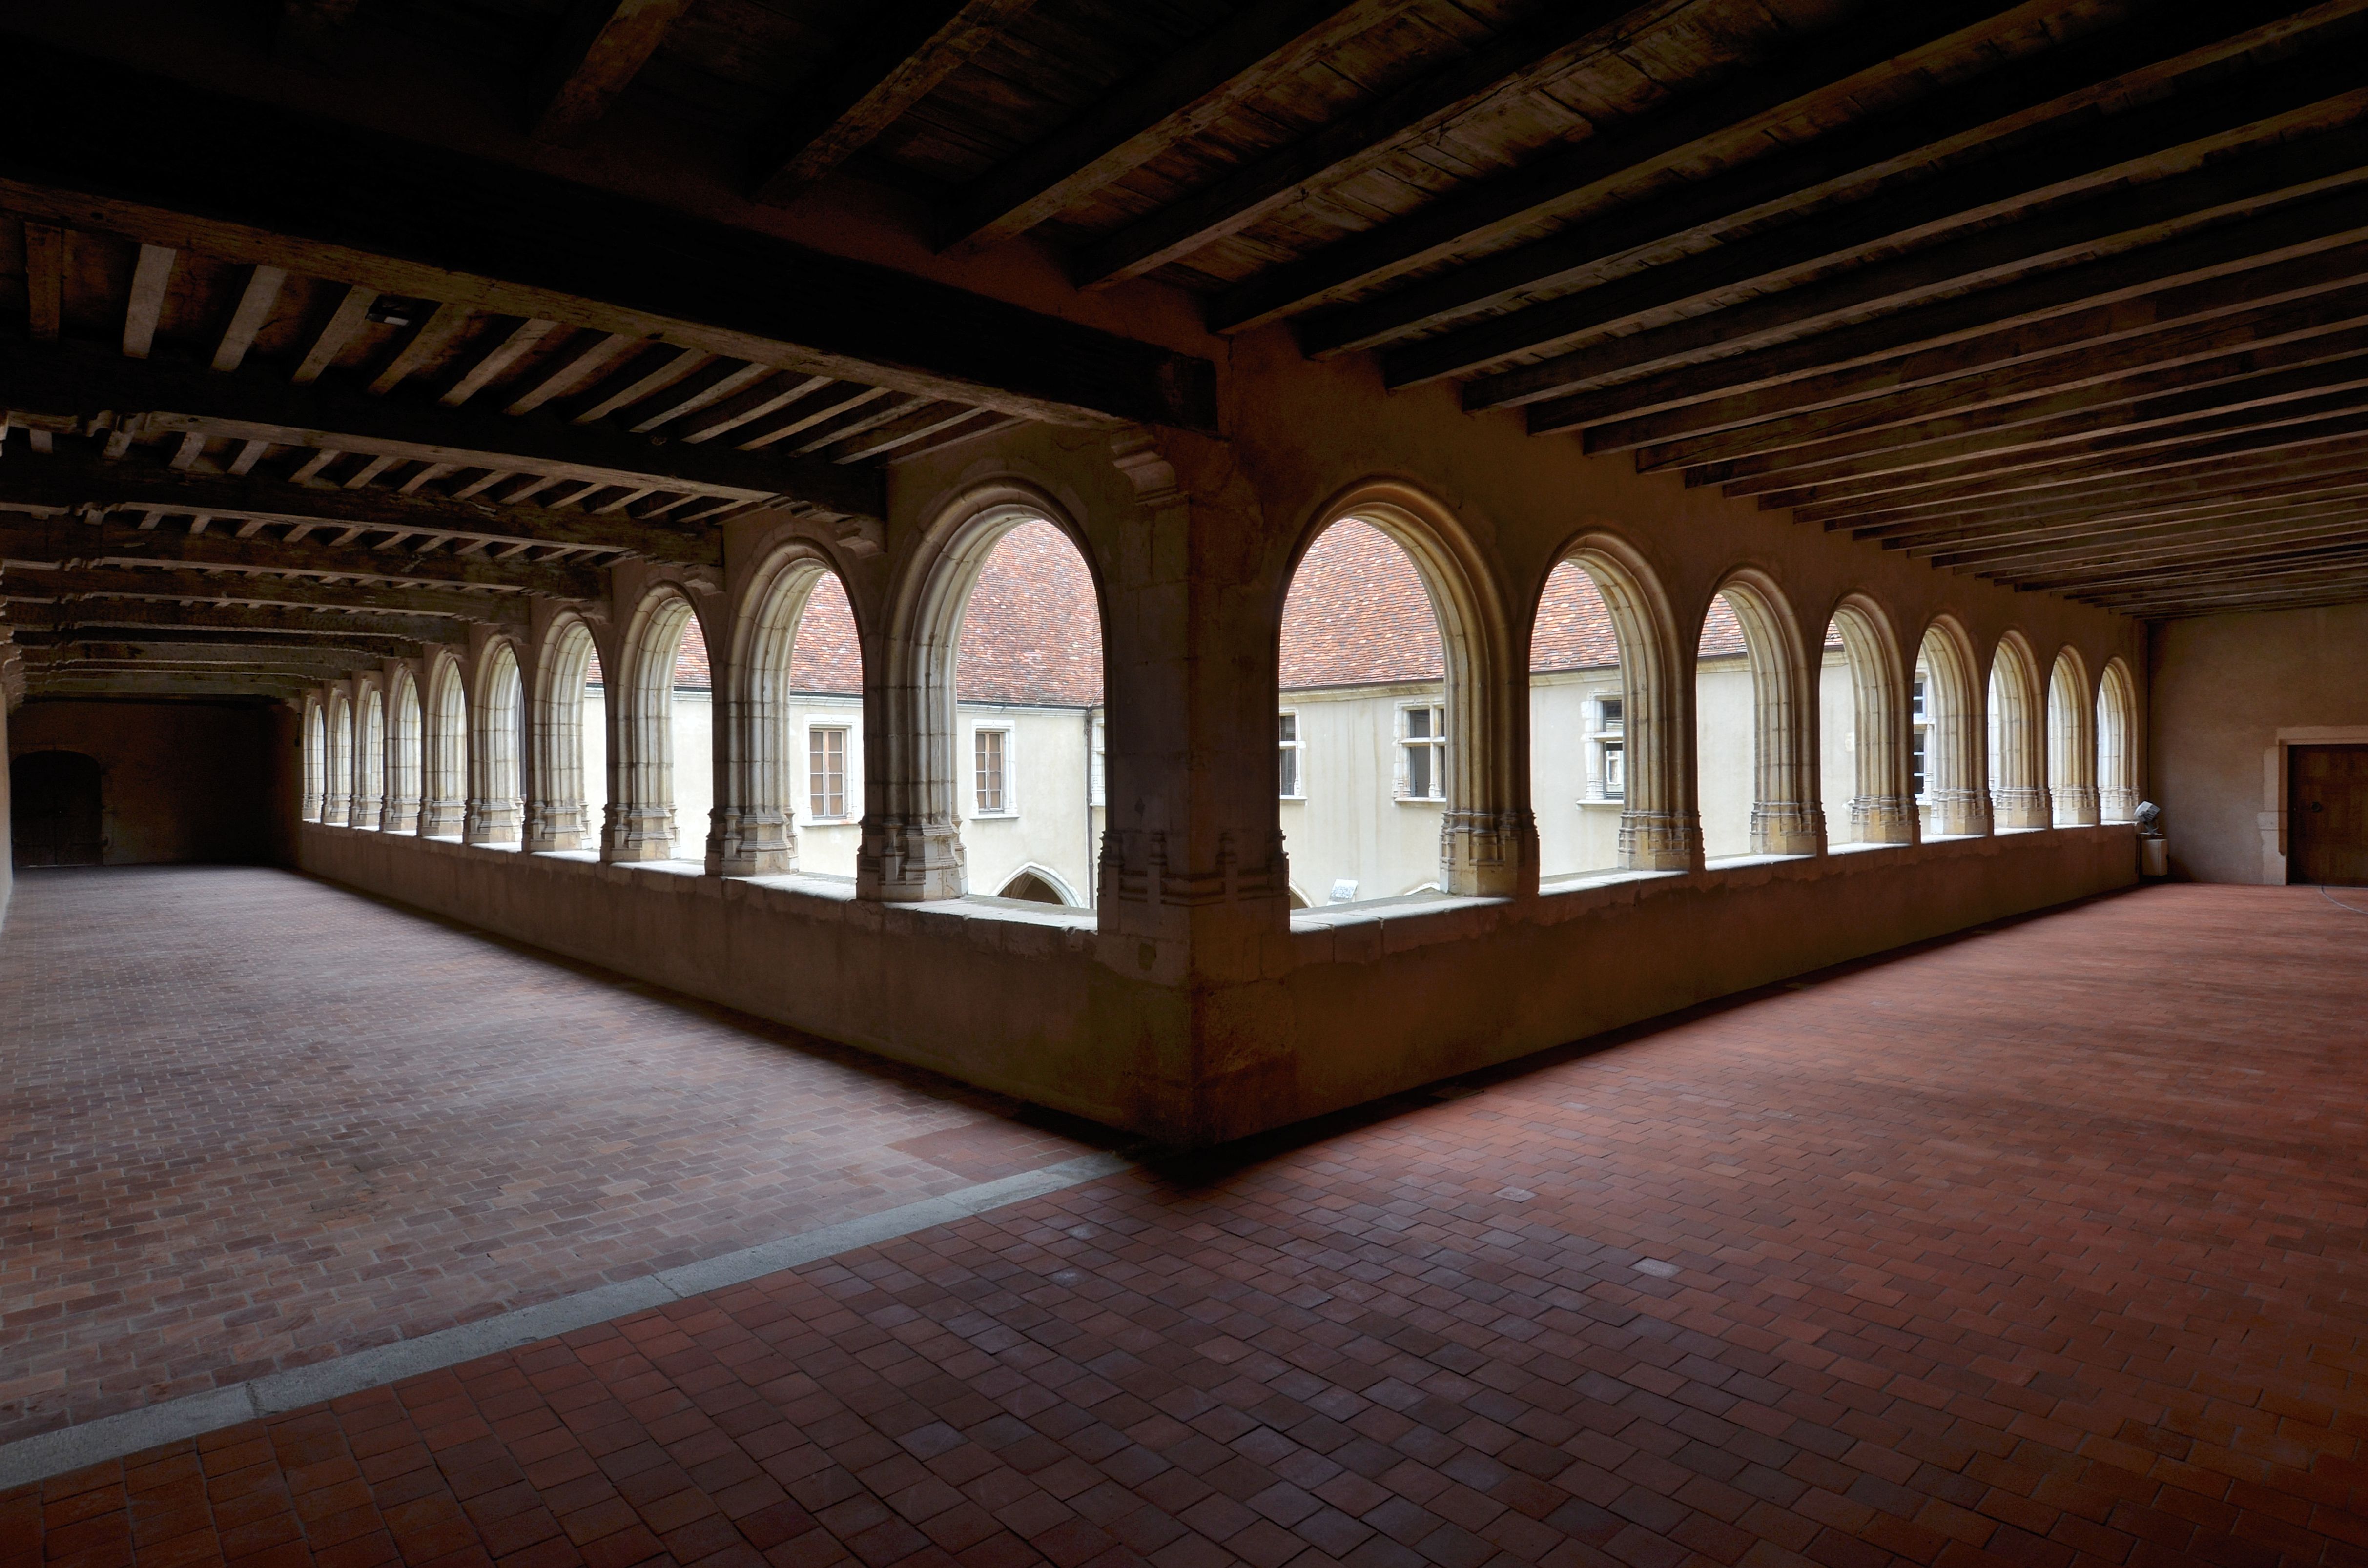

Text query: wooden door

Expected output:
[11,750,105,867]
[2290,745,2368,886]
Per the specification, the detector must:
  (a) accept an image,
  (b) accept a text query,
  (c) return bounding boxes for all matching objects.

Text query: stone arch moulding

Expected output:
[1700,567,1821,858]
[2047,646,2099,827]
[1915,614,1990,839]
[868,478,1107,903]
[607,580,706,864]
[466,636,527,847]
[1290,478,1527,898]
[421,648,470,839]
[300,692,326,823]
[1987,629,2049,832]
[2097,656,2141,825]
[353,675,387,830]
[715,540,854,876]
[1537,528,1693,873]
[1824,591,1915,848]
[324,687,354,828]
[384,660,425,835]
[997,861,1083,908]
[527,610,608,853]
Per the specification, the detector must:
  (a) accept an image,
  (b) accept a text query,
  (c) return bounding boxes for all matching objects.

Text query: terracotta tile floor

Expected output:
[0,866,1116,1445]
[11,880,2368,1568]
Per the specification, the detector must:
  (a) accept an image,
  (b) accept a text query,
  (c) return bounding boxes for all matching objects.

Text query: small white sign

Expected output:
[1328,878,1358,903]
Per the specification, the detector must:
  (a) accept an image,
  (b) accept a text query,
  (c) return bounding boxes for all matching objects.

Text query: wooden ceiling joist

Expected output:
[528,0,696,145]
[0,339,878,525]
[3,566,531,625]
[1437,116,2368,402]
[0,37,1217,433]
[1079,0,1673,290]
[1280,0,2349,355]
[6,600,462,644]
[937,0,1411,256]
[750,0,1047,206]
[0,519,607,600]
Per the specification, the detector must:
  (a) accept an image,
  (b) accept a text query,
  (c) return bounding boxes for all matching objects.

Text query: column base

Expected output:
[1848,795,1917,845]
[708,808,796,876]
[1619,808,1700,872]
[1750,802,1824,857]
[1439,809,1534,897]
[859,815,966,901]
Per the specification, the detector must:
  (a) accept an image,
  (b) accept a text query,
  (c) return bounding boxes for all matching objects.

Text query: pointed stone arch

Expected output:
[1915,616,1989,838]
[607,584,705,862]
[2047,647,2099,827]
[2098,657,2141,823]
[354,680,386,829]
[386,663,424,834]
[1826,593,1915,847]
[870,480,1108,901]
[1699,569,1820,857]
[527,612,607,852]
[1988,631,2049,831]
[716,542,856,876]
[301,693,326,823]
[467,639,526,846]
[325,688,353,827]
[1536,532,1690,872]
[421,650,469,838]
[1288,480,1526,896]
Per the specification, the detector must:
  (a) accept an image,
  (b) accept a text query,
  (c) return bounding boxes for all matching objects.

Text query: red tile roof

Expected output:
[670,520,1764,705]
[1279,521,1745,688]
[954,520,1105,707]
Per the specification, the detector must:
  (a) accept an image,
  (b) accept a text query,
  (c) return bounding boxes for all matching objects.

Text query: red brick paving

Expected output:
[9,881,2368,1568]
[0,866,1112,1446]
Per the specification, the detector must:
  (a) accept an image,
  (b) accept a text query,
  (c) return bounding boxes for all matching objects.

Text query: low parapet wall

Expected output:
[301,824,2136,1144]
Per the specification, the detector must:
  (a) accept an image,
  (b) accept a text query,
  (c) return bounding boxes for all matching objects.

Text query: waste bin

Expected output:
[2139,837,2168,877]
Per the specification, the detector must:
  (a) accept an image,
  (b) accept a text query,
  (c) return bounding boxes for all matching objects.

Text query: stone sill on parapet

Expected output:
[302,820,2133,966]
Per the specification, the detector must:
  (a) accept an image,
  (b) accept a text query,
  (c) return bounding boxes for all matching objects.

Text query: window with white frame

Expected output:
[1278,712,1302,798]
[1400,703,1445,801]
[807,725,848,820]
[1910,675,1930,798]
[973,727,1010,815]
[1593,694,1624,801]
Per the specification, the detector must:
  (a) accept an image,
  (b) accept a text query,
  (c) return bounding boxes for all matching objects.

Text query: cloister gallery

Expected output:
[2,2,2366,1565]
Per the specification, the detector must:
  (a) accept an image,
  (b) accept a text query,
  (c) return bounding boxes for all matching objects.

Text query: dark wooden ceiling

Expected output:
[3,0,2367,701]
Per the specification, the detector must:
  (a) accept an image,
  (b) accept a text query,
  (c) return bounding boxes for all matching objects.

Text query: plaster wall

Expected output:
[2150,602,2368,883]
[11,700,283,865]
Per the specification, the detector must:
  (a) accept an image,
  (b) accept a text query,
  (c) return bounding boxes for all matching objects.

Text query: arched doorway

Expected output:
[13,751,104,867]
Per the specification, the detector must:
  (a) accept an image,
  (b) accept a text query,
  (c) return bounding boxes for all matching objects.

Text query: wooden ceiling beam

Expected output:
[26,669,321,698]
[212,265,288,374]
[750,0,1038,206]
[1226,0,2021,336]
[0,37,1216,432]
[5,599,461,644]
[17,634,404,669]
[1645,282,2368,477]
[1437,111,2368,401]
[1713,336,2368,498]
[1079,0,1666,288]
[0,338,875,525]
[1522,192,2368,435]
[939,0,1402,255]
[0,455,720,565]
[2073,550,2368,599]
[1844,440,2368,541]
[1745,363,2368,510]
[1287,0,2351,353]
[0,519,607,600]
[1793,410,2368,529]
[1979,523,2368,590]
[3,565,531,625]
[528,0,696,145]
[1922,490,2368,567]
[2080,575,2368,614]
